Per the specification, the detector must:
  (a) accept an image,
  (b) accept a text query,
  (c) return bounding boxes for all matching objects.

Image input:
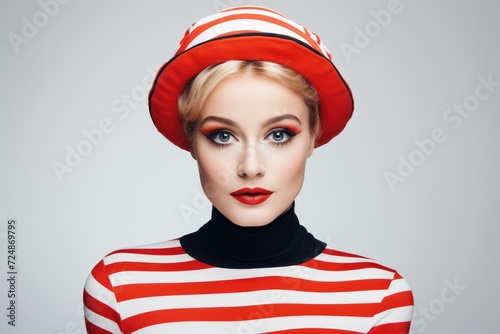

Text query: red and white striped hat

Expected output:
[149,6,353,151]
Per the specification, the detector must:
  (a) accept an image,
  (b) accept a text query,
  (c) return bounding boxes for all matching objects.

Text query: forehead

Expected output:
[200,75,309,124]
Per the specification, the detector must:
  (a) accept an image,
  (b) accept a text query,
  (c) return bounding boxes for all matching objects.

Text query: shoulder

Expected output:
[307,245,413,292]
[313,247,414,330]
[102,239,186,262]
[307,245,414,311]
[313,246,404,274]
[86,239,192,280]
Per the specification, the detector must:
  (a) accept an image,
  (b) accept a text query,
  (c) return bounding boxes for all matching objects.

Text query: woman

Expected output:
[84,6,414,333]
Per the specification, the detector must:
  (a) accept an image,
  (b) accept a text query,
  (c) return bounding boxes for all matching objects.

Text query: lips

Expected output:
[230,187,273,205]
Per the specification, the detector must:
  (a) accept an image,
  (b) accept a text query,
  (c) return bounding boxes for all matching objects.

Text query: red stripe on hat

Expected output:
[220,7,325,54]
[178,13,295,52]
[177,12,325,56]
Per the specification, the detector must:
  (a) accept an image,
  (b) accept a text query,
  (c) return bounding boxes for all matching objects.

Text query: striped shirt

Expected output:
[84,239,413,333]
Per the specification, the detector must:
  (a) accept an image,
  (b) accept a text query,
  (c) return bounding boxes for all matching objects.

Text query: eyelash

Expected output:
[205,130,235,148]
[267,128,297,146]
[203,128,298,147]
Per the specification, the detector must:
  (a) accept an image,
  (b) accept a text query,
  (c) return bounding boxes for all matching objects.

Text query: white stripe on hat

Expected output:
[185,20,313,51]
[179,6,331,60]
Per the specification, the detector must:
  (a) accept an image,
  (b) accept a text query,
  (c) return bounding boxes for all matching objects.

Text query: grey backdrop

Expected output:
[1,0,499,333]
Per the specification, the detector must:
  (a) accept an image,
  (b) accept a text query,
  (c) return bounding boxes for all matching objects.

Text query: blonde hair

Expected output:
[178,60,320,142]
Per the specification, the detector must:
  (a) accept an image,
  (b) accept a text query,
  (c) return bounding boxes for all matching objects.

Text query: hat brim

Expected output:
[149,33,354,151]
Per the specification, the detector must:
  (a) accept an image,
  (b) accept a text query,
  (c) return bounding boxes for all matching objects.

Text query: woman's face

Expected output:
[191,74,315,227]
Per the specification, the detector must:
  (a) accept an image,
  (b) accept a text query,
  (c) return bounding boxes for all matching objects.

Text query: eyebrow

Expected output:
[199,116,237,127]
[261,114,302,128]
[199,114,302,128]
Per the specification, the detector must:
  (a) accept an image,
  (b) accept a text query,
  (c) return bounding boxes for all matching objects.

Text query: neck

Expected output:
[180,202,325,268]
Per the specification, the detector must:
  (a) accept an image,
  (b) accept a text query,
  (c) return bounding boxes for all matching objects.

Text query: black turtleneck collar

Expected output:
[180,202,325,269]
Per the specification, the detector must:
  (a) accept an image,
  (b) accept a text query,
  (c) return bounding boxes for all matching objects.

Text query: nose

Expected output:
[237,144,265,178]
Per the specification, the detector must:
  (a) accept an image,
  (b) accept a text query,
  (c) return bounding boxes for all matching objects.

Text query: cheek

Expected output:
[196,159,223,202]
[197,155,219,184]
[273,150,308,184]
[196,150,236,192]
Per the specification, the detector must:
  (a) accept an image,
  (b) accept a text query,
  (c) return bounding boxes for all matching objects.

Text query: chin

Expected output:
[223,201,292,227]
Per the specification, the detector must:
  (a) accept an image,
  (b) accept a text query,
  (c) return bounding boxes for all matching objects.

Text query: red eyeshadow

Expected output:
[280,124,302,135]
[199,126,222,136]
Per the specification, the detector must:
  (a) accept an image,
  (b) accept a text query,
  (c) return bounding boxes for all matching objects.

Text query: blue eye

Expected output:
[266,129,295,145]
[270,130,288,142]
[216,132,231,143]
[208,130,234,145]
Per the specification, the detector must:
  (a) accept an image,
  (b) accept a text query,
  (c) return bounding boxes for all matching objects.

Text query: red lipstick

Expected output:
[230,187,273,205]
